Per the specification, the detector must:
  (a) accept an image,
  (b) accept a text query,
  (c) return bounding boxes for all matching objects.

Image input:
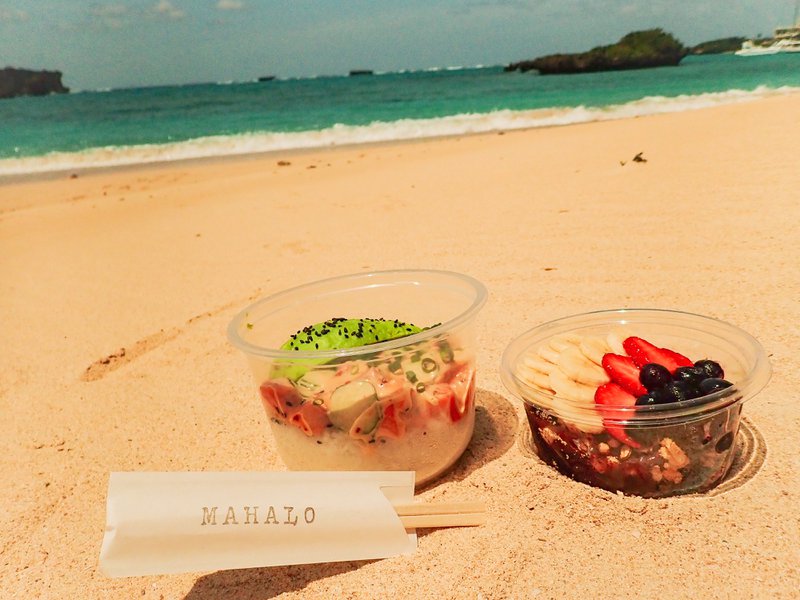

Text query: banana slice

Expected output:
[522,352,557,374]
[518,338,607,434]
[549,367,597,404]
[606,327,633,355]
[537,344,561,364]
[547,368,604,433]
[517,364,555,391]
[548,332,583,352]
[579,336,611,366]
[515,363,556,411]
[557,346,610,387]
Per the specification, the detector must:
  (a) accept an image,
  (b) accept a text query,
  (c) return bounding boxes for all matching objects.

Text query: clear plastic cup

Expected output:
[501,309,771,497]
[228,270,487,486]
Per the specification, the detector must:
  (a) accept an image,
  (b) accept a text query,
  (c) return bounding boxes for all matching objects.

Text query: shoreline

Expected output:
[2,84,798,186]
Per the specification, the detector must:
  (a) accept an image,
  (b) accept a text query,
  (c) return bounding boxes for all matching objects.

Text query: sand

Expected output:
[1,93,799,599]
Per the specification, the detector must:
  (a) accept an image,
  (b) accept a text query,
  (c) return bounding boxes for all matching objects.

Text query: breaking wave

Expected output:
[1,84,797,176]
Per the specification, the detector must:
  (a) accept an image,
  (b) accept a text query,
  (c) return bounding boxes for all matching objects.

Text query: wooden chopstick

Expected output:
[393,501,486,529]
[399,512,486,529]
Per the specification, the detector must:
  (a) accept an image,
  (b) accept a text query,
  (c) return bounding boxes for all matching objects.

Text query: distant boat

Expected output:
[348,69,373,76]
[736,1,800,55]
[257,75,276,82]
[735,40,782,56]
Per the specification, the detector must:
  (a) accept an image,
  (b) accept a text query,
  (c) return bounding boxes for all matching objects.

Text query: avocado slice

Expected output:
[281,317,424,352]
[328,380,379,432]
[272,317,428,381]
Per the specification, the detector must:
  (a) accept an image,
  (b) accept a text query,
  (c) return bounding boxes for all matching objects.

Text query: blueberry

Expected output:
[699,378,733,395]
[673,366,705,387]
[672,380,705,400]
[635,388,672,406]
[639,363,672,390]
[681,383,703,400]
[662,382,688,402]
[635,393,656,407]
[695,359,724,379]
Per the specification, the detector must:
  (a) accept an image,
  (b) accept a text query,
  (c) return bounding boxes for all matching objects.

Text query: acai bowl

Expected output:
[501,309,770,498]
[228,270,487,486]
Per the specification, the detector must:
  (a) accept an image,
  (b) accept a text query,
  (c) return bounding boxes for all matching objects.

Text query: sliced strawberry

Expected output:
[622,336,693,374]
[601,353,647,396]
[594,382,641,448]
[661,347,695,369]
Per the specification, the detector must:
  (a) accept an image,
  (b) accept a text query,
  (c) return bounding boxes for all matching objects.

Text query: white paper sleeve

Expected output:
[99,471,417,577]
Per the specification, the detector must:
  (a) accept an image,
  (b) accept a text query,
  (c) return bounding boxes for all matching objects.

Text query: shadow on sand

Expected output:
[183,388,519,599]
[416,387,519,491]
[705,416,767,496]
[183,559,377,600]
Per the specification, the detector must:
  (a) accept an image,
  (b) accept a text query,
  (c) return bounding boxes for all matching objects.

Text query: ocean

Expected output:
[1,53,799,176]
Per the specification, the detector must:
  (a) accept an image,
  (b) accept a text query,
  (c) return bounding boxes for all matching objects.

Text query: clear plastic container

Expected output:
[228,270,487,486]
[501,309,770,497]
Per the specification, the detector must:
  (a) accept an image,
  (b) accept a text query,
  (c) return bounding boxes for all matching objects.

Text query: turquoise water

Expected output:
[1,54,799,174]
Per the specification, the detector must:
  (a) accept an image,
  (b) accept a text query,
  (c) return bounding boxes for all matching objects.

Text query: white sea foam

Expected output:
[1,85,797,176]
[73,87,113,94]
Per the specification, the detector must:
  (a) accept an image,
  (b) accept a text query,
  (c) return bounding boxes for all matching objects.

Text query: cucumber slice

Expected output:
[295,369,334,401]
[351,402,382,437]
[328,380,379,432]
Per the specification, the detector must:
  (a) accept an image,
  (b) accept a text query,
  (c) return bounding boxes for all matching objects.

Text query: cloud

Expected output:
[217,0,244,9]
[153,0,185,19]
[0,7,27,21]
[91,4,127,17]
[89,3,127,28]
[464,0,534,9]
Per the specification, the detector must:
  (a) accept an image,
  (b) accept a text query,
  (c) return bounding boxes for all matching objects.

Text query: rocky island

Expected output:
[0,67,69,99]
[690,37,747,55]
[506,29,687,75]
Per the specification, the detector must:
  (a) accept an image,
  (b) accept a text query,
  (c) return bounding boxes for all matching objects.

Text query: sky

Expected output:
[0,0,796,90]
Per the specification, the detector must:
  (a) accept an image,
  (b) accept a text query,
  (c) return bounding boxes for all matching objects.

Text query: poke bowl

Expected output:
[228,269,487,486]
[501,309,770,498]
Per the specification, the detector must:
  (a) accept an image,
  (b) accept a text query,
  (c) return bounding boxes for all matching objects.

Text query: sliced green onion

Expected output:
[438,342,454,363]
[421,357,438,373]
